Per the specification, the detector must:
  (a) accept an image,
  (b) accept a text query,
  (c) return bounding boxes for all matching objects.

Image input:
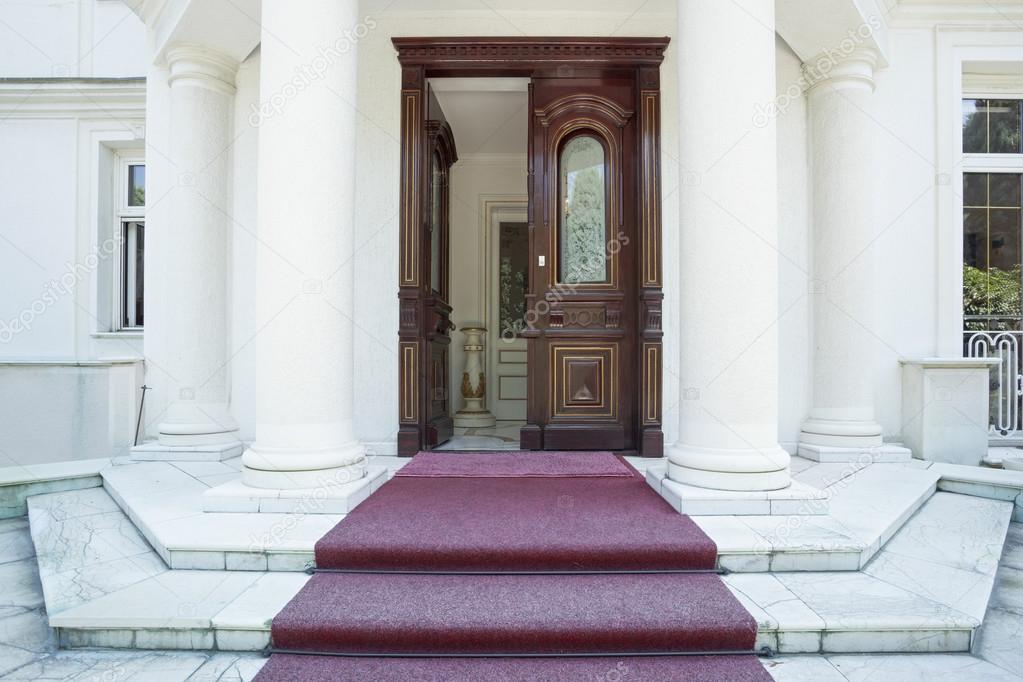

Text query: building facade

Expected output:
[2,0,1021,489]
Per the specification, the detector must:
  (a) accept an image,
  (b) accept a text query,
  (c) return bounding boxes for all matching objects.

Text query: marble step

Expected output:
[0,458,108,519]
[27,487,308,652]
[673,462,942,572]
[26,487,1014,655]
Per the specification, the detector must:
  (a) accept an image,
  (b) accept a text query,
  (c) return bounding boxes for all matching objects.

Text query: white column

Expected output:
[668,0,790,491]
[799,49,895,456]
[241,0,366,489]
[155,45,241,449]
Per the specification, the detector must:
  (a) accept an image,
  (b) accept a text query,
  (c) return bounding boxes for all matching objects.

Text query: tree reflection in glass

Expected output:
[559,135,608,284]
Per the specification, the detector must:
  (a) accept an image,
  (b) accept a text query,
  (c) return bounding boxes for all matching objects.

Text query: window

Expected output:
[962,98,1023,332]
[118,159,145,329]
[558,134,609,284]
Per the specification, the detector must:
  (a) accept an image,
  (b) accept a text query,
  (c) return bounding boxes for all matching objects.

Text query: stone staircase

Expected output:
[10,454,1023,657]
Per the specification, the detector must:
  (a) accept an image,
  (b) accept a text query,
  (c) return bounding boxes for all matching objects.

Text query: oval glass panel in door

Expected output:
[430,151,443,294]
[559,135,608,284]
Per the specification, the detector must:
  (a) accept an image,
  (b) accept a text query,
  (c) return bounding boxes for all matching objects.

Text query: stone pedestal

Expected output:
[667,0,790,492]
[901,358,1000,466]
[139,44,242,459]
[240,0,366,490]
[453,325,496,428]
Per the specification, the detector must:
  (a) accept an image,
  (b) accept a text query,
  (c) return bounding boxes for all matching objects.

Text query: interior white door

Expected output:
[488,205,529,421]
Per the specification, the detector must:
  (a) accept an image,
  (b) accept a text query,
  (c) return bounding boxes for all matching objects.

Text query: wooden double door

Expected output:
[395,38,667,458]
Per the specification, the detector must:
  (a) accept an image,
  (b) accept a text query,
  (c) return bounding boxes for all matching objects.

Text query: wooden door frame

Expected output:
[393,37,669,457]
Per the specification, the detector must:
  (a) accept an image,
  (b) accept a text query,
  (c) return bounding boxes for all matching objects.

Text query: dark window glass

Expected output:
[559,135,608,284]
[963,173,1023,327]
[963,99,1022,154]
[128,164,145,206]
[498,222,529,337]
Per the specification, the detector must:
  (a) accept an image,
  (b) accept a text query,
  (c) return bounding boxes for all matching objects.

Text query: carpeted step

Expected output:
[271,572,758,655]
[315,469,718,572]
[254,653,773,682]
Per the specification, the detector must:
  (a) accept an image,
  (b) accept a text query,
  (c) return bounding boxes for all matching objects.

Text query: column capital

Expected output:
[166,43,238,96]
[803,47,878,95]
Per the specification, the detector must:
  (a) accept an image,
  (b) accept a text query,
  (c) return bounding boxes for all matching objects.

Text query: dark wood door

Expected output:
[521,76,640,452]
[421,88,457,450]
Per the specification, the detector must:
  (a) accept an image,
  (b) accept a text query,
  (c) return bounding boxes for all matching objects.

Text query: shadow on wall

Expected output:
[0,361,142,467]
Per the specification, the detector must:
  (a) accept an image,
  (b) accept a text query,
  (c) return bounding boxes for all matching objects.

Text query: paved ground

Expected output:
[2,516,1023,680]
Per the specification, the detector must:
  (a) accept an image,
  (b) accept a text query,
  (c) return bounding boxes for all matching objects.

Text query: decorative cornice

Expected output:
[392,37,670,69]
[166,43,238,95]
[0,79,145,118]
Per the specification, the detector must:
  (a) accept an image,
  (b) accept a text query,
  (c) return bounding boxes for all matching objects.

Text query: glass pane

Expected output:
[963,172,1023,325]
[135,223,145,326]
[962,99,1023,154]
[498,222,529,337]
[989,100,1022,154]
[964,172,987,206]
[963,99,986,153]
[128,164,145,206]
[430,153,442,294]
[559,135,608,284]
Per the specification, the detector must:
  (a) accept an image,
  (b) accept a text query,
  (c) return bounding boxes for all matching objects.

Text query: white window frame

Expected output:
[935,31,1023,355]
[115,155,145,331]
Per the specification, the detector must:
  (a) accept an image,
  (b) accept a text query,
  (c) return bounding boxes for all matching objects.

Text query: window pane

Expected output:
[128,164,145,206]
[962,99,1023,154]
[134,224,145,326]
[964,172,987,206]
[559,135,608,284]
[989,100,1022,154]
[963,172,1023,324]
[121,221,145,328]
[963,99,987,153]
[991,173,1022,207]
[498,222,529,336]
[430,153,442,294]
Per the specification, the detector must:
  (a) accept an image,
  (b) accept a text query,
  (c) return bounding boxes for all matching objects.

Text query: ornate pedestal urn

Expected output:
[454,326,497,428]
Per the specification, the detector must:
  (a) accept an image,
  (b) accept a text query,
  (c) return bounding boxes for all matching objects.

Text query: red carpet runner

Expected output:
[255,454,771,681]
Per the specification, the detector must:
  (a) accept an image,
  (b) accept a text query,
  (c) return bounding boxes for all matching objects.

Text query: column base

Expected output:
[203,465,386,514]
[131,440,243,462]
[241,441,367,490]
[453,410,497,428]
[666,444,791,492]
[648,465,828,515]
[799,415,883,448]
[798,442,912,464]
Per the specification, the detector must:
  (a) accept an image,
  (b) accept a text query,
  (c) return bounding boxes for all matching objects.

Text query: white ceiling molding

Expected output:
[888,0,1023,27]
[430,78,530,93]
[120,0,260,65]
[776,0,891,66]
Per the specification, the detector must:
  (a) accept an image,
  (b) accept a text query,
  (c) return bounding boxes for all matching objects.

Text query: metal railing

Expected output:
[964,329,1022,439]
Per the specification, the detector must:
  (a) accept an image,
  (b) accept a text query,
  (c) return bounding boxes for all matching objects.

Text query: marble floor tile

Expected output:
[0,521,37,565]
[49,570,262,629]
[793,461,869,490]
[788,457,817,475]
[879,492,1012,575]
[999,522,1023,571]
[775,572,976,630]
[30,506,153,576]
[763,656,846,681]
[0,557,44,616]
[41,552,169,614]
[973,606,1023,674]
[988,565,1023,614]
[724,573,825,632]
[830,653,1020,680]
[864,551,996,620]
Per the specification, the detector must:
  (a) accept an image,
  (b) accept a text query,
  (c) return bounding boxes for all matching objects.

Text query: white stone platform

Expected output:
[202,466,386,514]
[131,441,244,462]
[648,467,829,515]
[0,458,108,519]
[797,443,912,464]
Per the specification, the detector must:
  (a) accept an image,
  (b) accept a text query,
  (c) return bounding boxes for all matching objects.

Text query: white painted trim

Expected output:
[0,79,146,119]
[935,30,1023,356]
